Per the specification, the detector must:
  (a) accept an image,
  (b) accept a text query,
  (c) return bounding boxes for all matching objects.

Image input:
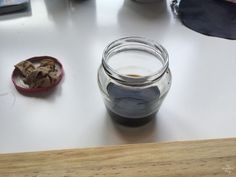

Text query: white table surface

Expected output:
[0,0,236,153]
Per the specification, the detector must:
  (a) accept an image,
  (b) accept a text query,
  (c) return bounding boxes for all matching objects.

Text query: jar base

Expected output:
[107,108,156,127]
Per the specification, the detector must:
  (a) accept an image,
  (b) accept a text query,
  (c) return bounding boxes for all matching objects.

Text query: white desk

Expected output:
[0,0,236,153]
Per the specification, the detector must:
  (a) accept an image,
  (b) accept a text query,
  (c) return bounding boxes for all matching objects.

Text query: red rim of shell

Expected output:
[12,56,64,93]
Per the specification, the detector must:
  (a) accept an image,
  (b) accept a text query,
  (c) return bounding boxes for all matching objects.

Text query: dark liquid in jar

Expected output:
[106,74,160,127]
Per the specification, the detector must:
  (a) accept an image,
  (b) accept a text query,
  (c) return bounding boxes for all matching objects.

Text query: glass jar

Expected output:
[97,37,172,126]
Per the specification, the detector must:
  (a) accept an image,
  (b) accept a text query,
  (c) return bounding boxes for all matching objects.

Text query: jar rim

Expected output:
[102,37,169,86]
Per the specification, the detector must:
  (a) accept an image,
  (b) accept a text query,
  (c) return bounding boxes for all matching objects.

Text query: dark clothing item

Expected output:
[178,0,236,40]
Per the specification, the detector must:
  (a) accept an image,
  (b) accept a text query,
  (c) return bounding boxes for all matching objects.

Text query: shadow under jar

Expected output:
[98,37,172,127]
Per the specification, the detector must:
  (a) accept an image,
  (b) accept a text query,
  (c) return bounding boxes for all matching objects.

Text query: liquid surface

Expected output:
[126,74,142,77]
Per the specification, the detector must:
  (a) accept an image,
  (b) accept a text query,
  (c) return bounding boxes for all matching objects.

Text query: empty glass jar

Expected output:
[98,37,172,126]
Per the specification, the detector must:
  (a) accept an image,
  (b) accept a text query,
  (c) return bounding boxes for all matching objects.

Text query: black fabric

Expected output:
[178,0,236,40]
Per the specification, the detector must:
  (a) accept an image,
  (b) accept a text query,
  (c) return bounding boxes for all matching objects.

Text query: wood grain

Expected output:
[0,138,236,177]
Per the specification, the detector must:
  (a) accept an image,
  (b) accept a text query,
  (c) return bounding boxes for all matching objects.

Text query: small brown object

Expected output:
[34,75,52,88]
[15,61,35,77]
[48,71,58,85]
[40,58,56,71]
[14,58,59,88]
[25,68,51,88]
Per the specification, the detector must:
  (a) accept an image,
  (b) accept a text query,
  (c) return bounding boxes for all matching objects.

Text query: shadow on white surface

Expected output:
[117,0,171,37]
[121,0,168,19]
[44,0,97,27]
[44,0,70,26]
